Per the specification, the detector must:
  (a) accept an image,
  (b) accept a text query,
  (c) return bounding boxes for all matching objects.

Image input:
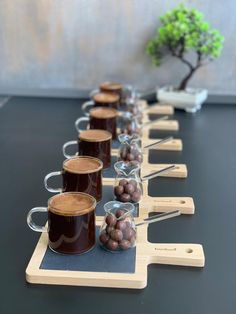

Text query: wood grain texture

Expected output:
[26,222,204,289]
[0,0,233,94]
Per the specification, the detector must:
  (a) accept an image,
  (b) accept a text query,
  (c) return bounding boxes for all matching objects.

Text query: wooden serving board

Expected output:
[26,221,205,289]
[103,155,188,179]
[97,182,195,217]
[138,100,174,115]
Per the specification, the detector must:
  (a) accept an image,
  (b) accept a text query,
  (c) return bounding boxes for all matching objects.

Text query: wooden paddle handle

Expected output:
[141,164,188,178]
[141,197,195,215]
[145,120,179,131]
[137,100,174,115]
[144,243,205,267]
[145,105,174,115]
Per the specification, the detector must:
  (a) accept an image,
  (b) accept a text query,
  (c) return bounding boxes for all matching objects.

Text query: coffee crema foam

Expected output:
[63,156,103,174]
[100,82,122,91]
[79,129,112,142]
[90,107,117,119]
[93,92,119,103]
[49,192,95,216]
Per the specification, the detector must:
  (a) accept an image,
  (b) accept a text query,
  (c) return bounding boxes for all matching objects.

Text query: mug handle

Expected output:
[27,207,48,232]
[89,89,99,98]
[82,100,94,116]
[75,117,89,133]
[44,171,63,193]
[62,140,78,159]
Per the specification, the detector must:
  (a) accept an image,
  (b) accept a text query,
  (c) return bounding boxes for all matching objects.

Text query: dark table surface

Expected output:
[1,97,235,314]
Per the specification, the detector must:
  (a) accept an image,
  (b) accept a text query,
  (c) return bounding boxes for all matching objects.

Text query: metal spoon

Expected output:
[143,136,173,150]
[136,210,181,227]
[142,165,176,181]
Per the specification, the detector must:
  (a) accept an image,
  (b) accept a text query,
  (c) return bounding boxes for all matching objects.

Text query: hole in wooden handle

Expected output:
[186,248,193,253]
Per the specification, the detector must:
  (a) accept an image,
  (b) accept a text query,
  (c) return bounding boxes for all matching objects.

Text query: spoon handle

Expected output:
[136,210,181,227]
[143,136,173,149]
[142,165,176,181]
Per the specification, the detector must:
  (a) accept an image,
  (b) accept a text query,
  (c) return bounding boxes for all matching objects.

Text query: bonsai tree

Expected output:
[146,4,224,91]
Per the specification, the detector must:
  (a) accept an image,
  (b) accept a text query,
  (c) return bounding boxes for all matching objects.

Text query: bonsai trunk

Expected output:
[177,67,198,91]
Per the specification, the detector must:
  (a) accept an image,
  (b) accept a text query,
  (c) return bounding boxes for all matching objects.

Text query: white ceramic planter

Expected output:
[157,86,208,113]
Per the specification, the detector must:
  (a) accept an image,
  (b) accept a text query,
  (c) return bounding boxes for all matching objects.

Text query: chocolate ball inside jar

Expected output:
[106,239,119,251]
[110,229,123,242]
[119,239,132,250]
[114,178,141,204]
[119,144,142,163]
[119,193,131,202]
[114,185,124,197]
[99,230,110,245]
[124,183,135,194]
[106,225,114,235]
[115,220,127,231]
[115,209,126,218]
[105,213,117,227]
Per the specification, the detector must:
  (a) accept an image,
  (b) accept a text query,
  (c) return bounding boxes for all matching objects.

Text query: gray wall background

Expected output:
[0,0,235,97]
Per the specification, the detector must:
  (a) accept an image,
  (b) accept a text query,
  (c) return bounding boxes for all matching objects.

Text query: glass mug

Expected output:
[82,92,119,115]
[90,82,136,110]
[27,192,96,255]
[75,107,118,139]
[44,156,103,201]
[63,129,112,169]
[90,82,123,101]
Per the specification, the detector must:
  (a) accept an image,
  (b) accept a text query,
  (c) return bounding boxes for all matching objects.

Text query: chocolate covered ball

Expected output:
[105,214,117,227]
[131,189,141,203]
[110,229,123,242]
[115,220,127,231]
[127,153,135,161]
[120,193,131,202]
[123,227,135,240]
[114,185,124,196]
[119,239,131,250]
[124,183,135,194]
[115,209,125,218]
[106,225,114,235]
[125,221,131,229]
[99,231,110,244]
[106,239,119,251]
[119,179,128,186]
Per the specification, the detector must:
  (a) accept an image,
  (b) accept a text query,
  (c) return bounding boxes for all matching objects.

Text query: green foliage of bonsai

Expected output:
[146,4,224,90]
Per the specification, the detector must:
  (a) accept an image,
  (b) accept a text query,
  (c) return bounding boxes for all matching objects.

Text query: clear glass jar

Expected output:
[114,161,142,203]
[118,133,143,163]
[119,112,142,136]
[125,96,143,124]
[99,201,136,252]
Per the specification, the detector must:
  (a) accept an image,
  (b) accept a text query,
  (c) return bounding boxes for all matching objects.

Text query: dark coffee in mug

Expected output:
[79,129,112,168]
[27,192,96,255]
[63,156,103,201]
[93,92,119,109]
[90,107,117,139]
[48,193,96,254]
